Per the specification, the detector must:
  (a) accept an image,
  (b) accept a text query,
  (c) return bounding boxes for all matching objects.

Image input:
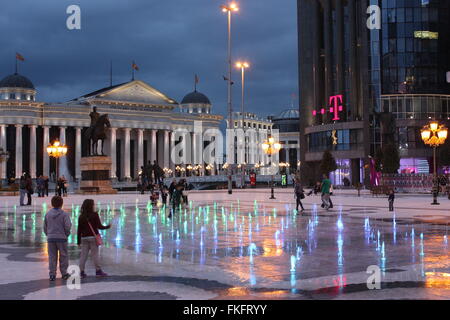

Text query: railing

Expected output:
[379,173,445,193]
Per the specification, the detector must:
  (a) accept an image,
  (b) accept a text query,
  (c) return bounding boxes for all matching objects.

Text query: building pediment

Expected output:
[80,80,178,108]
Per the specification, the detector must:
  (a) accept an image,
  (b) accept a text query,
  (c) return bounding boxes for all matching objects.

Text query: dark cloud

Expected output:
[0,0,298,118]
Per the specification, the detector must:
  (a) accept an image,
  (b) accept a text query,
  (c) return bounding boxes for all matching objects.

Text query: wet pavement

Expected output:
[0,192,449,300]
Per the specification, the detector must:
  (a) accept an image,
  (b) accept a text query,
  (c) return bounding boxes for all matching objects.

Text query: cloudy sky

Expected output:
[0,0,298,119]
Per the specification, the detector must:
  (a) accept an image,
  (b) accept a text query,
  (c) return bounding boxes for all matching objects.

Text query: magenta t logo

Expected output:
[329,95,343,121]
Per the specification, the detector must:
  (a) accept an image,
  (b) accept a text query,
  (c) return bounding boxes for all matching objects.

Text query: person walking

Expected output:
[44,176,49,196]
[388,189,395,212]
[169,184,183,219]
[321,174,332,210]
[25,173,33,205]
[328,183,334,209]
[43,196,72,281]
[168,179,177,202]
[19,174,28,206]
[77,199,111,278]
[294,178,305,213]
[61,175,68,197]
[145,161,153,185]
[153,160,162,185]
[36,175,45,197]
[161,186,168,206]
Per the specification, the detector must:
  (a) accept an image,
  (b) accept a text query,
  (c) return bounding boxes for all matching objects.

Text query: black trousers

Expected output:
[296,196,304,211]
[389,201,394,211]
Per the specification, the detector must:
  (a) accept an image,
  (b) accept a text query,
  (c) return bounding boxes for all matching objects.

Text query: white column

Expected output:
[163,130,170,169]
[169,131,175,171]
[123,128,131,180]
[15,125,23,178]
[43,126,50,177]
[285,147,290,164]
[151,129,157,162]
[75,127,82,180]
[29,125,37,178]
[137,129,144,173]
[110,127,117,179]
[0,125,7,180]
[192,132,197,165]
[59,127,66,144]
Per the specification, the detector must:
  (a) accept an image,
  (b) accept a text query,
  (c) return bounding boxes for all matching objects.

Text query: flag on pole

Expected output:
[132,61,139,71]
[16,53,25,61]
[194,74,199,91]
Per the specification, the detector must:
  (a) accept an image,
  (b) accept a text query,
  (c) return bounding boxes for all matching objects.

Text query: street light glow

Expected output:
[236,61,249,69]
[221,3,239,12]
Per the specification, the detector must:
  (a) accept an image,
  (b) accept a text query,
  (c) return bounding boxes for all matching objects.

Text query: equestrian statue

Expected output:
[84,106,111,156]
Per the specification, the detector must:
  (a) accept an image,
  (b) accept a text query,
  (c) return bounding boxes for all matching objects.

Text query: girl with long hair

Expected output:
[77,199,111,278]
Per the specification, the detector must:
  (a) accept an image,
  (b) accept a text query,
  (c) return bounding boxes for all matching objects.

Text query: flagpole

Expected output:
[194,75,197,91]
[15,56,18,74]
[132,61,135,81]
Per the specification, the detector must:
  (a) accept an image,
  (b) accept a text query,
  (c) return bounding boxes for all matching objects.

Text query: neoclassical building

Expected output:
[271,109,300,171]
[0,72,222,182]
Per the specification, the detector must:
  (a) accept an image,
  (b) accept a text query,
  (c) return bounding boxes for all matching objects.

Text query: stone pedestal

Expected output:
[77,156,117,194]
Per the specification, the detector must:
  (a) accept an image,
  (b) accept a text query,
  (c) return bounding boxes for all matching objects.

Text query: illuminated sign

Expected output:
[414,31,438,39]
[312,95,344,121]
[331,130,338,145]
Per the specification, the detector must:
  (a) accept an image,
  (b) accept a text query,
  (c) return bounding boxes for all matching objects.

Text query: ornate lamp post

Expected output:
[421,121,448,205]
[46,140,68,183]
[163,167,173,178]
[262,135,281,199]
[186,164,193,177]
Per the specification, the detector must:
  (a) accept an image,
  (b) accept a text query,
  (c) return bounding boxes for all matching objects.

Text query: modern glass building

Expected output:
[297,0,450,185]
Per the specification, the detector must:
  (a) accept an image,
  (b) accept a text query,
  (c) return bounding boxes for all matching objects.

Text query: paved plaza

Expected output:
[0,189,449,300]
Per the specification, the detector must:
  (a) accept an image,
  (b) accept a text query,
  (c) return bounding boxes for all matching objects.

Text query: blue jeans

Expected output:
[19,189,27,206]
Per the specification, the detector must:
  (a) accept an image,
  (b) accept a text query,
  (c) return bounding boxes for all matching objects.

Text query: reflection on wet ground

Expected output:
[1,199,448,296]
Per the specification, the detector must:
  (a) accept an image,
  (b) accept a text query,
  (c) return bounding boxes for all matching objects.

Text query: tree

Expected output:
[380,143,400,174]
[320,150,337,176]
[438,140,450,167]
[374,147,384,172]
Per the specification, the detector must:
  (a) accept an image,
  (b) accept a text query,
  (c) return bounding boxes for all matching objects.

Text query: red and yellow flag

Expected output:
[16,53,25,61]
[132,62,139,71]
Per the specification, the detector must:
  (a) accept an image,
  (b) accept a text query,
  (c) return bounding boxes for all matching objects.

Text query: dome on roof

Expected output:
[274,109,299,120]
[0,73,35,89]
[181,90,211,105]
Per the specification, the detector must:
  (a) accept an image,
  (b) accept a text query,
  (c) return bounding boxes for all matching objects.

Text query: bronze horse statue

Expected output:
[84,114,111,156]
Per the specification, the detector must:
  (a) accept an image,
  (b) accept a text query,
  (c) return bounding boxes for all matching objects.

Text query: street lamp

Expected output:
[236,61,249,128]
[421,121,448,205]
[262,135,281,199]
[221,2,239,195]
[46,140,68,183]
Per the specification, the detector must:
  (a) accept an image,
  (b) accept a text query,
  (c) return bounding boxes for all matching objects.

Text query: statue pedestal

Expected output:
[76,156,117,195]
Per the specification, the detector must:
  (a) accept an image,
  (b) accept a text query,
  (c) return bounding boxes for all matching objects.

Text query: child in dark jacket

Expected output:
[388,189,395,212]
[169,185,183,219]
[43,196,72,281]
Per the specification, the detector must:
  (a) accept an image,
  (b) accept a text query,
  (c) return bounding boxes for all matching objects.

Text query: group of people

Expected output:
[294,173,397,212]
[44,196,110,281]
[43,177,195,281]
[293,174,334,213]
[137,160,164,194]
[36,175,50,197]
[19,173,68,206]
